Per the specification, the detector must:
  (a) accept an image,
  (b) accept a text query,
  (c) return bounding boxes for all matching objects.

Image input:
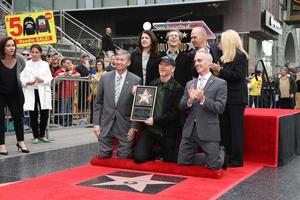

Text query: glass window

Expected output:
[14,0,30,12]
[78,0,86,8]
[30,0,52,11]
[146,0,155,4]
[129,0,137,6]
[156,0,182,3]
[93,0,102,8]
[54,0,77,10]
[103,0,127,7]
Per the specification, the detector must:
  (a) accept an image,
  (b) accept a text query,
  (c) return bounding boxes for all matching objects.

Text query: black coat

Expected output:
[101,34,115,52]
[219,51,248,105]
[128,51,160,85]
[188,43,222,77]
[160,52,192,87]
[150,78,184,138]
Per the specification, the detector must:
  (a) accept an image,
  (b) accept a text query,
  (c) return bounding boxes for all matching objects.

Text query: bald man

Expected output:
[188,27,222,77]
[177,50,227,170]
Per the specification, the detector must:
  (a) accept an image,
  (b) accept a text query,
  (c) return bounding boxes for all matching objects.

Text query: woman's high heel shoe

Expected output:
[16,143,30,153]
[0,151,8,155]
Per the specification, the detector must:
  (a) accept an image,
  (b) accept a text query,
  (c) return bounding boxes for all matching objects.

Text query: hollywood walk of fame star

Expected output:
[138,89,152,104]
[92,174,176,192]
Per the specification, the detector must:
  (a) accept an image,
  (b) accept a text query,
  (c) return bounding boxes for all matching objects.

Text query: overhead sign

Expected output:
[152,21,216,53]
[5,10,57,47]
[262,10,283,35]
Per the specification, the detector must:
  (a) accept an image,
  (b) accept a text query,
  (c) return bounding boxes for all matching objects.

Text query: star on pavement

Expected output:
[93,174,176,192]
[138,89,152,104]
[182,31,188,38]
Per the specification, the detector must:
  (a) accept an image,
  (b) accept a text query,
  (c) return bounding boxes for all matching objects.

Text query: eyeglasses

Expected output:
[22,53,29,56]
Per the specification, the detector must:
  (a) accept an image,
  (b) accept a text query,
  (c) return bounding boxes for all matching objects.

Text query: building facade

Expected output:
[12,0,300,75]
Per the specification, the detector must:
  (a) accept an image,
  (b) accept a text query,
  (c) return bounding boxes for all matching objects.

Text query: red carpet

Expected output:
[0,164,262,200]
[91,157,224,179]
[244,108,300,167]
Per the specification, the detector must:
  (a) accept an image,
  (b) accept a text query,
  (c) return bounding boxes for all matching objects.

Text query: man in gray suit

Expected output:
[93,50,141,159]
[177,50,227,170]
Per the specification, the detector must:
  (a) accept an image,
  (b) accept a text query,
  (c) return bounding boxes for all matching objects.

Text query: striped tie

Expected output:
[197,77,204,90]
[115,75,122,104]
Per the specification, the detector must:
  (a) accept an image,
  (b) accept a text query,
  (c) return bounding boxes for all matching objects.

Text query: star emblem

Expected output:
[182,32,188,38]
[138,89,152,104]
[93,174,176,192]
[187,41,195,51]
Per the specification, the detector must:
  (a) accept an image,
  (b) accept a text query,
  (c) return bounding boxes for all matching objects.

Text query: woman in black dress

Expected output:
[0,37,29,155]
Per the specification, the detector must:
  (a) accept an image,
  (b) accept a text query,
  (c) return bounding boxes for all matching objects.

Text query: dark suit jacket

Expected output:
[101,33,115,52]
[219,51,248,105]
[161,52,192,87]
[128,51,160,85]
[274,75,297,96]
[188,43,222,77]
[93,70,141,137]
[179,75,227,141]
[149,77,184,138]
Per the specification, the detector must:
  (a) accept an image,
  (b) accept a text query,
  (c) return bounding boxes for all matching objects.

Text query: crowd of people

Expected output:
[0,26,299,171]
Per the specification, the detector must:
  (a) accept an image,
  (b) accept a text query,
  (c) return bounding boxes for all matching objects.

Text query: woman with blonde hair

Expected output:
[211,29,248,167]
[89,59,106,124]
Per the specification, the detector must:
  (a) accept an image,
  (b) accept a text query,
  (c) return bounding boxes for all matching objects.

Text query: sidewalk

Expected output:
[1,127,97,159]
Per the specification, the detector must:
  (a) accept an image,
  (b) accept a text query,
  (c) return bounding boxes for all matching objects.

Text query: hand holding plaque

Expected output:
[130,86,157,122]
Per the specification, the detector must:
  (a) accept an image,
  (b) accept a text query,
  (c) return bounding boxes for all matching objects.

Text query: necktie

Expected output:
[197,77,205,90]
[115,75,122,104]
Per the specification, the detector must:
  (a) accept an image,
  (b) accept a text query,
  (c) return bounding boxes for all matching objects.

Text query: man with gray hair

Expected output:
[161,29,192,87]
[93,50,141,159]
[188,27,222,77]
[178,50,227,170]
[274,67,297,109]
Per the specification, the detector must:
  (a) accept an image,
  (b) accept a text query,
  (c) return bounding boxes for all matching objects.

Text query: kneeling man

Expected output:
[134,56,184,163]
[93,50,141,159]
[177,50,227,170]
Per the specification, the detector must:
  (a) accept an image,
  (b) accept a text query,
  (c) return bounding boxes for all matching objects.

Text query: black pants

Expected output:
[249,95,260,108]
[29,90,49,139]
[279,98,294,109]
[0,94,24,144]
[134,130,177,163]
[220,104,246,164]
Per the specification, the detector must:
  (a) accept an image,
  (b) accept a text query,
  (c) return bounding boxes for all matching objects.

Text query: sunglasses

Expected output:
[22,53,29,56]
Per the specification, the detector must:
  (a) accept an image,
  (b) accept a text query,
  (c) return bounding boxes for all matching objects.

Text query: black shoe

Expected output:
[220,146,228,170]
[16,143,30,153]
[228,162,243,168]
[222,155,229,170]
[0,151,8,155]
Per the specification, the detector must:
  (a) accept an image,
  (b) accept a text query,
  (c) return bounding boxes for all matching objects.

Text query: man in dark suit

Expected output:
[101,27,115,54]
[134,56,184,163]
[188,27,222,78]
[161,30,192,87]
[93,50,141,159]
[177,50,227,170]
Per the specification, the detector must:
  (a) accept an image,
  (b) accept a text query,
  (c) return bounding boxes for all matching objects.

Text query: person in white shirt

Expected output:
[20,44,53,144]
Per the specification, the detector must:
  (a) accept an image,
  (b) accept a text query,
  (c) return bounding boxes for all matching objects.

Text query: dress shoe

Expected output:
[16,143,30,153]
[0,151,8,155]
[228,162,243,168]
[222,155,229,170]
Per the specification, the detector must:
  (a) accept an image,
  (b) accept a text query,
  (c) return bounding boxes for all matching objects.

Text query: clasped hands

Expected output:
[187,85,205,105]
[26,77,44,85]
